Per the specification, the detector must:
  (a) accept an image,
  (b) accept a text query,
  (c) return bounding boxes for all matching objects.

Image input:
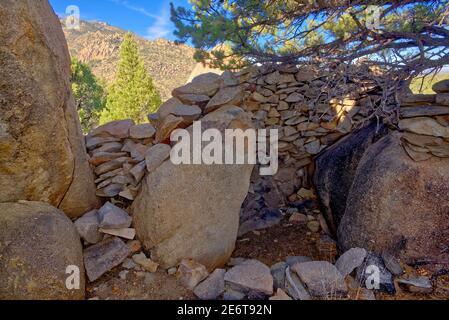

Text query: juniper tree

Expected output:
[171,1,449,80]
[70,58,106,133]
[100,33,161,124]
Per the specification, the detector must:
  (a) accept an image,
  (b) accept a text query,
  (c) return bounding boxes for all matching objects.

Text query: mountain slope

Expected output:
[62,20,198,101]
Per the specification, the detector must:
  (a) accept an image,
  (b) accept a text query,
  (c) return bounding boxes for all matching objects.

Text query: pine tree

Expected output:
[71,58,106,133]
[100,33,161,124]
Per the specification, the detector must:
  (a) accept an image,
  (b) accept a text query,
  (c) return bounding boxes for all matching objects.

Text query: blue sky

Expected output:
[49,0,191,40]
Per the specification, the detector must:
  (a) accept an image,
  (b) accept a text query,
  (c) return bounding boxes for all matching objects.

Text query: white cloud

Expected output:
[109,0,172,40]
[144,6,171,40]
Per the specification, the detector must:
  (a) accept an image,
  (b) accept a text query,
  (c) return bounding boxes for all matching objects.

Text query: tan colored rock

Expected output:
[173,73,220,97]
[338,133,449,262]
[171,105,202,124]
[399,117,449,138]
[435,93,449,106]
[129,123,156,139]
[0,0,99,218]
[145,144,171,173]
[400,105,449,118]
[177,94,210,107]
[89,152,128,166]
[157,97,183,119]
[432,79,449,93]
[205,86,243,113]
[0,201,85,300]
[91,119,134,138]
[156,114,185,142]
[132,106,254,270]
[400,94,436,106]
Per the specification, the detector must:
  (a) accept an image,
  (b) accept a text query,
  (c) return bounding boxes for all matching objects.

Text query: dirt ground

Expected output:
[86,217,449,300]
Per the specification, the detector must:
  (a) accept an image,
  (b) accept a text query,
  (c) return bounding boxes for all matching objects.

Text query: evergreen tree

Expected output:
[71,58,106,133]
[100,33,161,124]
[171,1,449,76]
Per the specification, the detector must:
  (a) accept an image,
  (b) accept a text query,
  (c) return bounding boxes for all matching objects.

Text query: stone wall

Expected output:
[85,65,449,235]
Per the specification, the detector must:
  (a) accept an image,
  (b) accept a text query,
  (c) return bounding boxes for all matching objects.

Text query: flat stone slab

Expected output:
[335,247,367,277]
[145,144,171,173]
[292,261,347,297]
[74,210,102,244]
[224,259,273,296]
[83,237,131,282]
[194,268,226,300]
[98,202,132,229]
[177,259,209,290]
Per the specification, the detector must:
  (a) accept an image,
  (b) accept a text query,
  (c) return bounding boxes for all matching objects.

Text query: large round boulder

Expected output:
[0,201,85,300]
[0,0,99,218]
[132,105,254,270]
[338,132,449,262]
[314,122,388,233]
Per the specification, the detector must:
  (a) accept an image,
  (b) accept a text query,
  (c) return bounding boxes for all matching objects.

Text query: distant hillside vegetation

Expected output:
[62,19,198,101]
[411,71,449,94]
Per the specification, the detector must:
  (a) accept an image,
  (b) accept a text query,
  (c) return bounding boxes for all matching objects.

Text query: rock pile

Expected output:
[174,247,434,300]
[86,120,158,200]
[236,64,392,233]
[398,79,449,161]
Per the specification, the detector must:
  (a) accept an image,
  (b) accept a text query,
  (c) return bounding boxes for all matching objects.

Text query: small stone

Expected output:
[285,92,304,103]
[289,212,307,224]
[177,259,209,290]
[177,94,210,107]
[94,157,130,176]
[145,143,171,173]
[129,161,146,184]
[132,252,159,273]
[194,269,226,300]
[119,270,129,280]
[155,114,184,142]
[91,141,124,154]
[335,248,367,277]
[205,86,243,113]
[224,259,273,296]
[292,261,347,297]
[167,267,177,275]
[381,252,404,276]
[129,123,156,139]
[96,183,124,198]
[98,202,132,229]
[397,277,432,293]
[284,267,311,300]
[252,92,268,103]
[86,136,122,150]
[171,104,202,123]
[297,188,314,199]
[89,152,128,166]
[83,237,131,282]
[121,258,137,269]
[432,79,449,93]
[74,210,102,244]
[269,288,292,300]
[173,75,220,97]
[270,262,287,289]
[91,119,135,139]
[307,220,320,233]
[99,228,136,240]
[401,105,449,117]
[304,140,321,155]
[399,117,449,139]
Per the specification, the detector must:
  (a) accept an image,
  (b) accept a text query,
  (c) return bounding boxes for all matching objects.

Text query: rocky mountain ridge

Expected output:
[61,19,198,101]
